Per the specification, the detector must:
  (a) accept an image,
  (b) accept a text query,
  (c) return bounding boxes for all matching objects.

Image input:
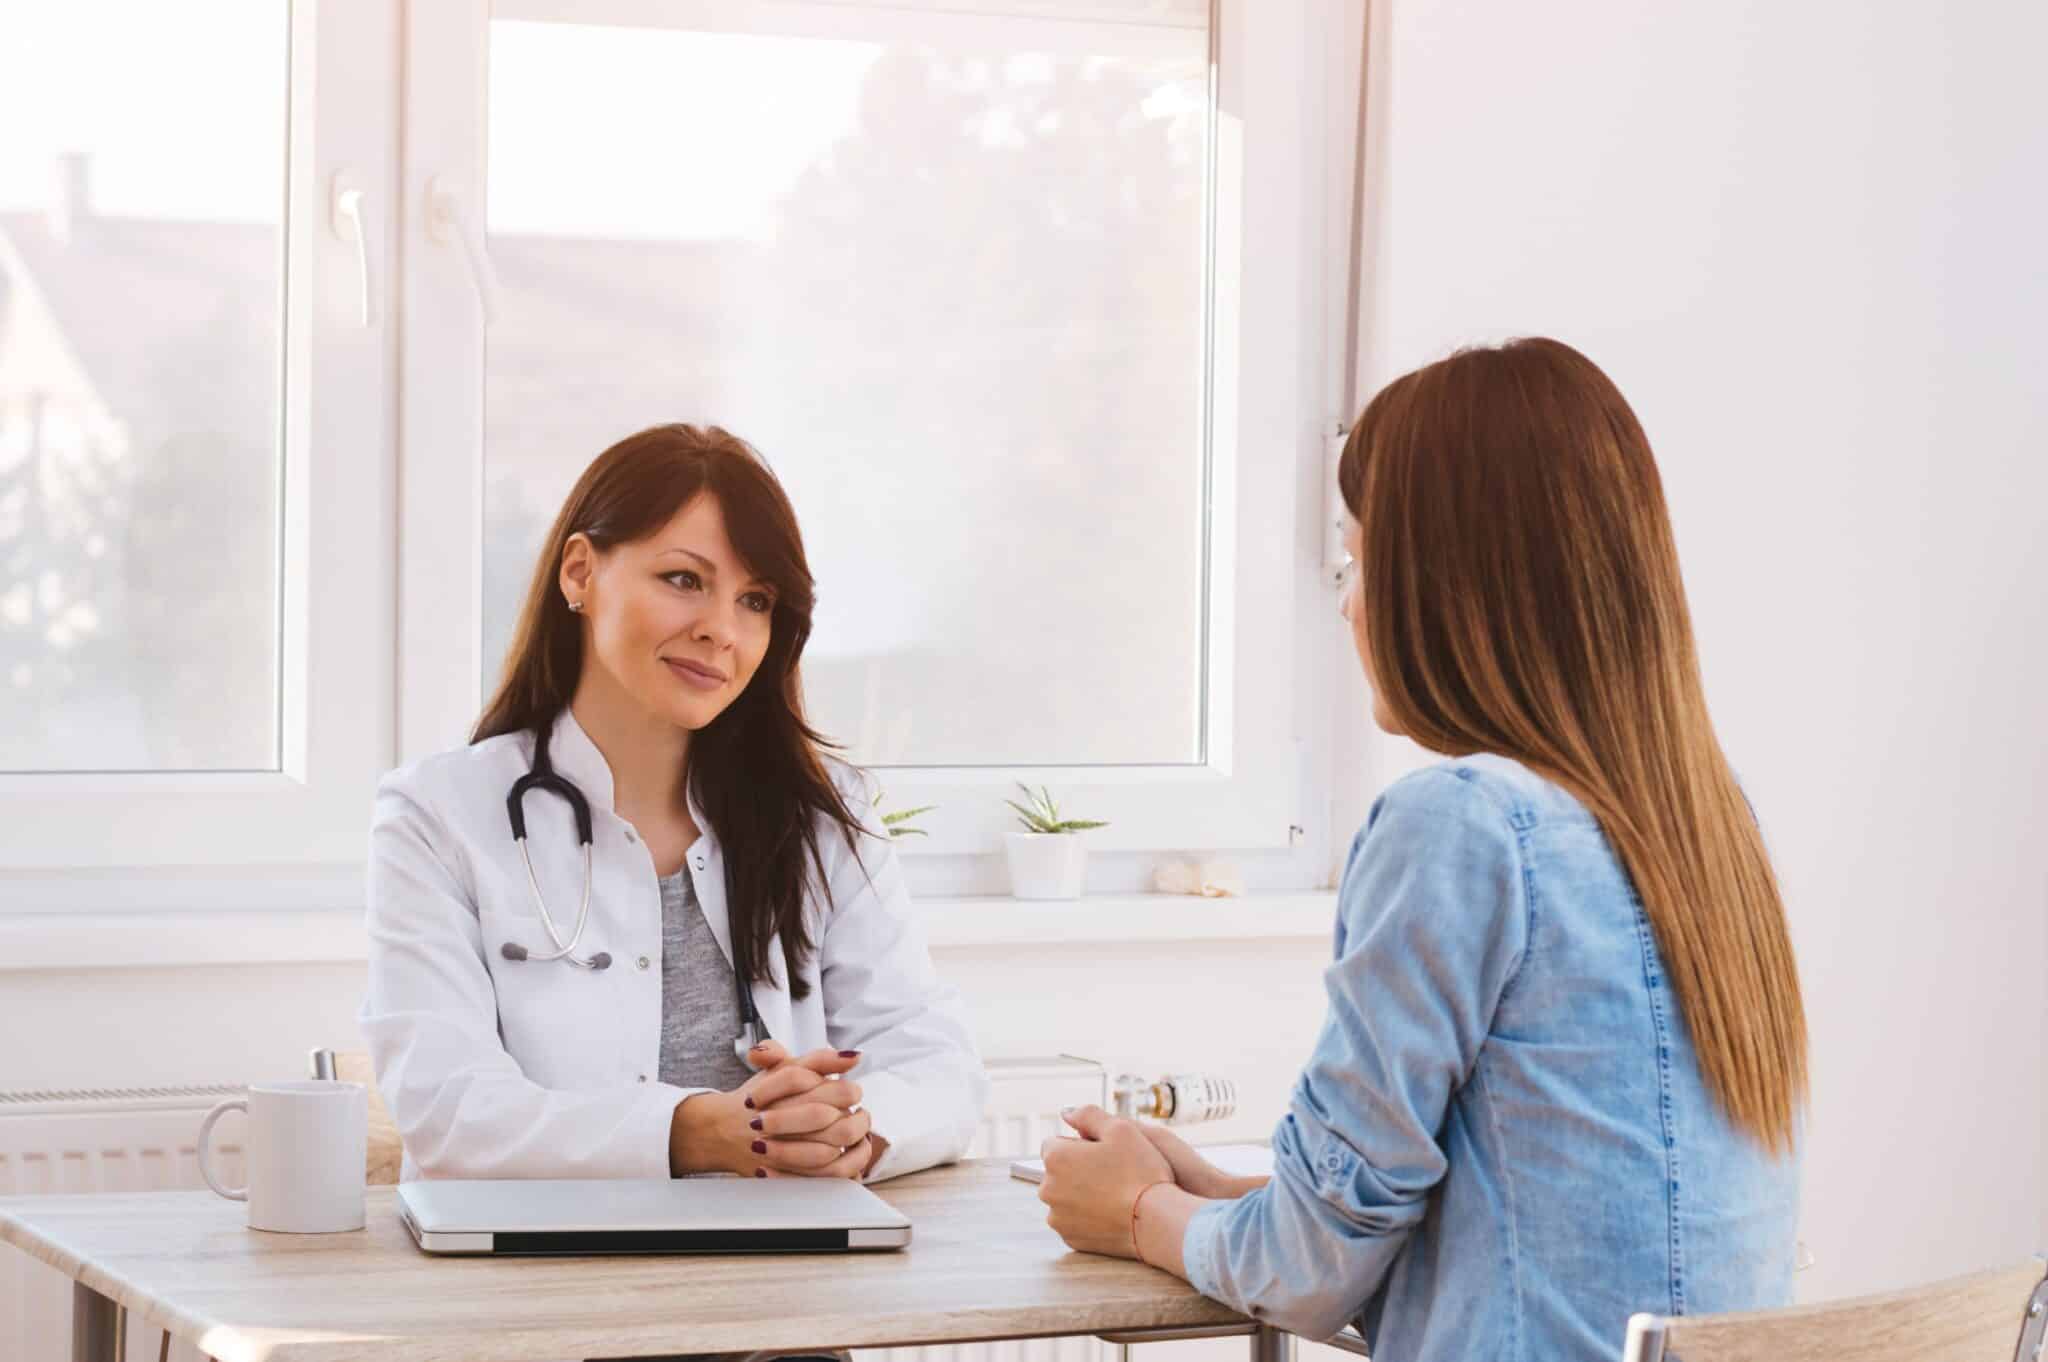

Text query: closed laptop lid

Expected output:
[398,1177,910,1236]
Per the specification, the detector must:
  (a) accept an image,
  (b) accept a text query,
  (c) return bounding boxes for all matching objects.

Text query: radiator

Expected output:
[0,1085,247,1362]
[0,1059,1107,1362]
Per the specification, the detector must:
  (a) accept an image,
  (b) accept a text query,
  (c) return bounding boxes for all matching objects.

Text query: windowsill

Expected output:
[913,893,1337,947]
[0,893,1337,973]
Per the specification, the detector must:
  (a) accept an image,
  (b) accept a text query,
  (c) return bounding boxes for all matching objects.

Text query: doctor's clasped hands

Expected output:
[669,1042,883,1181]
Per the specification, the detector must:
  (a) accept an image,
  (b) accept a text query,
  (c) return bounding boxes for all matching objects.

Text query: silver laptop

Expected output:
[397,1177,912,1256]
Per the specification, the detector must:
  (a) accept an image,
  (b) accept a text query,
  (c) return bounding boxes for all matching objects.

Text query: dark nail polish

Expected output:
[751,1140,768,1155]
[744,1096,755,1109]
[749,1117,763,1131]
[754,1168,767,1178]
[839,1050,861,1058]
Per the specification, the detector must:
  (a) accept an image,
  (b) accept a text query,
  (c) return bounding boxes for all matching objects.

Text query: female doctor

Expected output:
[361,423,987,1183]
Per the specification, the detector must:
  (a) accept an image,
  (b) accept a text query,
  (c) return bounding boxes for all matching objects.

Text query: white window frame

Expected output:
[0,0,400,884]
[396,0,1337,859]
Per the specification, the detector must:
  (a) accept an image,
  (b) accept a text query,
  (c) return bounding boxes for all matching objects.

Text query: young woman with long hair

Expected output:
[362,424,986,1183]
[1037,339,1805,1360]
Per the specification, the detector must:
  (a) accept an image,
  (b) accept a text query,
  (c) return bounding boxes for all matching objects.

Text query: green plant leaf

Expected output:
[1014,782,1043,817]
[1005,784,1107,834]
[888,826,929,838]
[1004,797,1059,834]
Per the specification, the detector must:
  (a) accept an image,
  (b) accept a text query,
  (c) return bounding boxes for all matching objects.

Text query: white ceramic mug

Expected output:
[197,1080,367,1234]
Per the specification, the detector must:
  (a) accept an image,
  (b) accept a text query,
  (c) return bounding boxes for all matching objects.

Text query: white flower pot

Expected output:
[1005,832,1089,900]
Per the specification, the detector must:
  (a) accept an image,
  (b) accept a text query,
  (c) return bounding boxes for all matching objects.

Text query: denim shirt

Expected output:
[1182,755,1798,1361]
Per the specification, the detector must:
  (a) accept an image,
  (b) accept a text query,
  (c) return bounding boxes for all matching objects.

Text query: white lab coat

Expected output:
[361,708,988,1183]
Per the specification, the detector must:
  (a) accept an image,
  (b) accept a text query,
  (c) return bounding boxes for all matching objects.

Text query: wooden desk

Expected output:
[0,1159,1284,1362]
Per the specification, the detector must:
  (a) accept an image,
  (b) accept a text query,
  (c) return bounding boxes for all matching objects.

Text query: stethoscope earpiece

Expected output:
[500,934,609,971]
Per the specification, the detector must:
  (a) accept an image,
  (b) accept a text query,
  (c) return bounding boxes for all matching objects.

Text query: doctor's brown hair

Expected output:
[1340,338,1806,1152]
[473,424,863,1000]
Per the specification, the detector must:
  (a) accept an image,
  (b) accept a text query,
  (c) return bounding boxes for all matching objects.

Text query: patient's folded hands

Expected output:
[1036,1106,1175,1258]
[1135,1124,1264,1200]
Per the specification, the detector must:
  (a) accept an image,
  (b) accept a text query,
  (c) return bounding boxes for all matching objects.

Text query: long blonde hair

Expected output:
[1340,338,1806,1151]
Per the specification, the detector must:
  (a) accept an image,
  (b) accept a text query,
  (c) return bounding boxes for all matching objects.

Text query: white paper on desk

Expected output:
[1009,1142,1274,1185]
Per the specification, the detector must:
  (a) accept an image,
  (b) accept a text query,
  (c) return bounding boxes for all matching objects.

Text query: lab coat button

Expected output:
[637,1074,648,1083]
[691,855,706,871]
[636,955,651,971]
[624,828,638,843]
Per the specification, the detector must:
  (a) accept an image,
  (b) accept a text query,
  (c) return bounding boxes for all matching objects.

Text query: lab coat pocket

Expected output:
[477,906,611,1091]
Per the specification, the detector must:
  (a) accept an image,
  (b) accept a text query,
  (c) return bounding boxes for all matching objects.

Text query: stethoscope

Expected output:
[498,725,769,1062]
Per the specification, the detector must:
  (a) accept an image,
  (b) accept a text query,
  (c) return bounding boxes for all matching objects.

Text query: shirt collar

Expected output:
[541,706,714,850]
[542,707,613,811]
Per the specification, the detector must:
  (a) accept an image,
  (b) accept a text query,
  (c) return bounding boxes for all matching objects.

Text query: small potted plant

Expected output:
[1003,784,1107,900]
[876,790,935,840]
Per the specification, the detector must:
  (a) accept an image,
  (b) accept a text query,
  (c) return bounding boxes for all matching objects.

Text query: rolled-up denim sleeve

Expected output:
[1182,768,1528,1340]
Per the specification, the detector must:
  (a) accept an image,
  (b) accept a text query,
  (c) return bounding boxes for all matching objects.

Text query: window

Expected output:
[404,0,1326,856]
[0,1,396,874]
[0,2,287,773]
[478,6,1211,769]
[1,0,1340,886]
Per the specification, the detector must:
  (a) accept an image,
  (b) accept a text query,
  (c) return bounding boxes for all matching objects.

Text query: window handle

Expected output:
[428,175,502,327]
[1324,425,1351,589]
[330,171,377,329]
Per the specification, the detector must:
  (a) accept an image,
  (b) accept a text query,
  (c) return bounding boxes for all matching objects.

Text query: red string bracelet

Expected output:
[1130,1180,1175,1265]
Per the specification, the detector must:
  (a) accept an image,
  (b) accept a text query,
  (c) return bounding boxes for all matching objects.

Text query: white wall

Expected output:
[1360,0,2048,1302]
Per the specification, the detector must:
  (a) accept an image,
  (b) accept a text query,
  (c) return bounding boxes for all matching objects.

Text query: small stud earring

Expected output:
[567,598,584,613]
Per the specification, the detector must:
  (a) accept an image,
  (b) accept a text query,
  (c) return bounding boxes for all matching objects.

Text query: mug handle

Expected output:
[197,1098,249,1202]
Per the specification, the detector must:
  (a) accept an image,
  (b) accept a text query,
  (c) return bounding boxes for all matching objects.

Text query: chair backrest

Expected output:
[309,1048,404,1186]
[1622,1258,2048,1362]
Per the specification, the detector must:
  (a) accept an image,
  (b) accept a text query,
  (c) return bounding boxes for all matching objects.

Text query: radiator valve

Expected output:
[1113,1072,1237,1126]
